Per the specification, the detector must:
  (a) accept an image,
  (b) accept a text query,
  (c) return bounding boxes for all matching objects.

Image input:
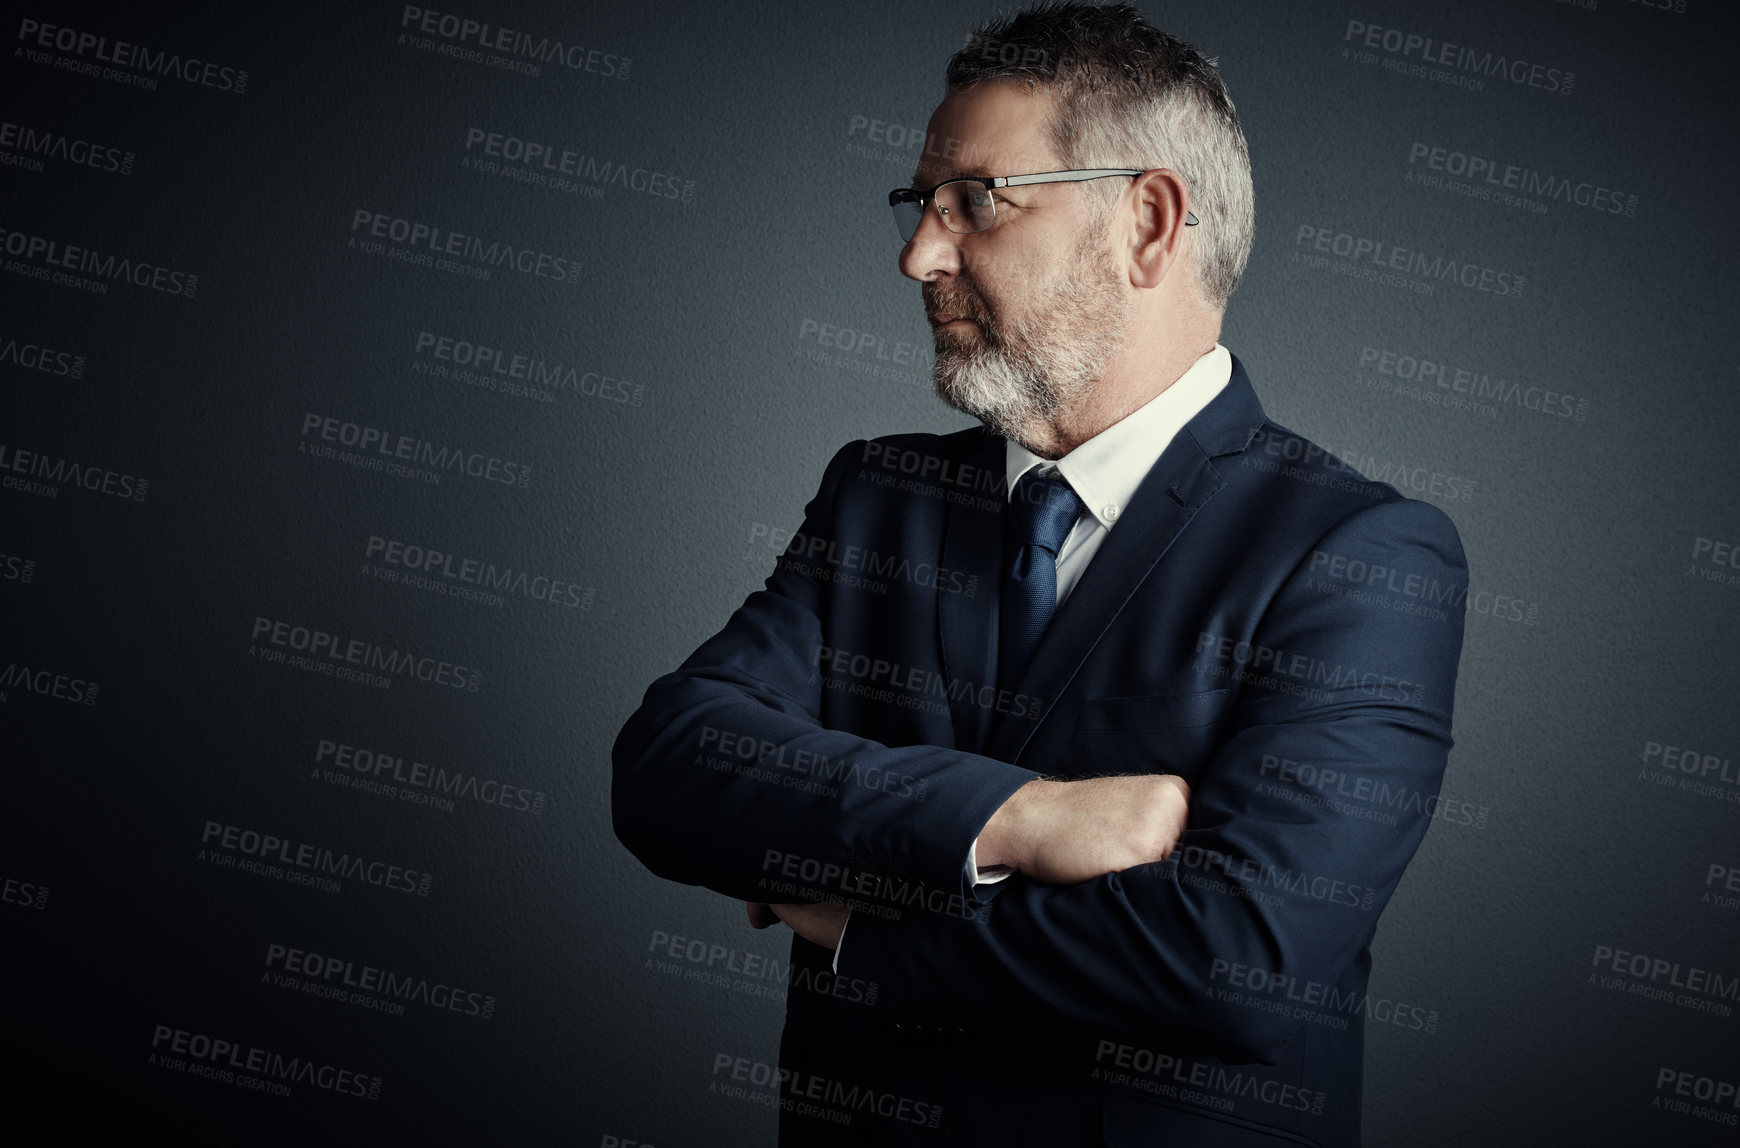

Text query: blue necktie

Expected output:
[999,466,1085,695]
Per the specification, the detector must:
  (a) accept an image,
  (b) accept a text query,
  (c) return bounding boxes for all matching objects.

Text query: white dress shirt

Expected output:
[831,343,1234,971]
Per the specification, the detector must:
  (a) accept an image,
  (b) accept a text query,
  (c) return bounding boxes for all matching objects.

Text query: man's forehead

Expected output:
[908,82,1057,187]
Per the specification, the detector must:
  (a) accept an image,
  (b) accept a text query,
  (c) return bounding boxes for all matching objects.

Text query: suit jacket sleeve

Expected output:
[611,437,1042,906]
[832,494,1469,1065]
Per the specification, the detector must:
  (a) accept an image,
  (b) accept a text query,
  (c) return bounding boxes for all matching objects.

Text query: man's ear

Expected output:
[1126,168,1192,290]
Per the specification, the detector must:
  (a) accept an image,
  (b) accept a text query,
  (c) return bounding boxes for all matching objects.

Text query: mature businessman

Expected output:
[613,4,1468,1144]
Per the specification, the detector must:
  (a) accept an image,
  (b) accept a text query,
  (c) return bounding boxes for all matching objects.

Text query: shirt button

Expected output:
[1103,504,1120,520]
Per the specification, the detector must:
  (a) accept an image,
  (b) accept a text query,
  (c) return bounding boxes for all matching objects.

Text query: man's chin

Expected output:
[932,373,1029,440]
[932,373,988,420]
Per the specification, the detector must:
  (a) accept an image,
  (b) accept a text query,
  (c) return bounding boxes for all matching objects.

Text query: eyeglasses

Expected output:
[888,168,1198,243]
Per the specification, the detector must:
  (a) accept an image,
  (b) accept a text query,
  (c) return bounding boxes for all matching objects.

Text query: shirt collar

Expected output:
[1005,343,1233,531]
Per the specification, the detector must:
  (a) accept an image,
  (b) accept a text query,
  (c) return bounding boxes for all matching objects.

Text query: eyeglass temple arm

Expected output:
[990,170,1197,225]
[992,169,1144,187]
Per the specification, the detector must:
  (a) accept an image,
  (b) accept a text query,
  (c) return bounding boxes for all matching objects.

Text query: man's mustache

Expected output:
[923,282,992,327]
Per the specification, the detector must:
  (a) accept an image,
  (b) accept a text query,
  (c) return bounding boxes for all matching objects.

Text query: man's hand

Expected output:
[747,900,849,950]
[975,774,1192,886]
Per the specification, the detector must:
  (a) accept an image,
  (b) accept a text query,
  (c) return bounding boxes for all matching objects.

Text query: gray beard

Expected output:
[931,231,1129,446]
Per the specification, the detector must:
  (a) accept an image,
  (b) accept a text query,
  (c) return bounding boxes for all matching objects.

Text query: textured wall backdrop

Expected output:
[3,0,1737,1144]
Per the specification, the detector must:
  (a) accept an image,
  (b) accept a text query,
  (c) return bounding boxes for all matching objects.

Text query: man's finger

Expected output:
[747,901,781,929]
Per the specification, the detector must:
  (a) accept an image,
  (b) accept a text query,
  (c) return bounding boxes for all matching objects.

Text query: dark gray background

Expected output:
[3,0,1737,1143]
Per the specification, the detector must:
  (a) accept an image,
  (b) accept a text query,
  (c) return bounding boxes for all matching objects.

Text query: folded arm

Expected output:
[832,496,1469,1064]
[611,438,1041,907]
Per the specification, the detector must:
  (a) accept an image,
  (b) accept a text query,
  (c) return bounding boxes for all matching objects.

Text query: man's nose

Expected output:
[898,202,963,282]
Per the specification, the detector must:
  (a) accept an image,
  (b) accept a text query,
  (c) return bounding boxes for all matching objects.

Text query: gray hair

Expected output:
[947,2,1255,311]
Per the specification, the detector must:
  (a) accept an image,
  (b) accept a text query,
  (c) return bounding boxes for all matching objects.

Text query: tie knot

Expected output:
[1010,467,1083,556]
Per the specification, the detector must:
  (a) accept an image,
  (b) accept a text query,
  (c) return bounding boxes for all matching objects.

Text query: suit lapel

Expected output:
[936,429,1008,756]
[985,355,1269,765]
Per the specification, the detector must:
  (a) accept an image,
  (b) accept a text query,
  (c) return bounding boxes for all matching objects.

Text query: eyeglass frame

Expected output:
[888,168,1198,242]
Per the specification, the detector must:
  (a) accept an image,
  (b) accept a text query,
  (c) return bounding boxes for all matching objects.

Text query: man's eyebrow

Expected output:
[906,168,984,188]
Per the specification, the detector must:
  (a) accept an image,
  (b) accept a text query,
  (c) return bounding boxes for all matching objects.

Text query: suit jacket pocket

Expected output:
[1075,689,1230,731]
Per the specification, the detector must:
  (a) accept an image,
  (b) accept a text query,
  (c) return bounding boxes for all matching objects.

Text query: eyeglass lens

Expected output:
[893,181,997,242]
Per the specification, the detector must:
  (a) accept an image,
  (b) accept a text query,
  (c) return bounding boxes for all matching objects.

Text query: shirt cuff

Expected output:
[966,835,1014,888]
[831,908,850,973]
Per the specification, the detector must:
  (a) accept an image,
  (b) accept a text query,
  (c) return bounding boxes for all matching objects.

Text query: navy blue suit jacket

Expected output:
[613,353,1468,1146]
